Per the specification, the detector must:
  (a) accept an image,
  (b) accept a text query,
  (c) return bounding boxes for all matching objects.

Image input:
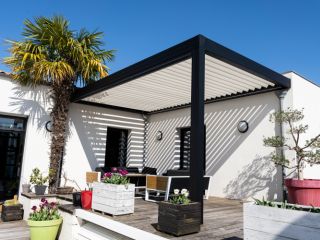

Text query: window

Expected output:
[180,128,191,170]
[179,126,206,171]
[105,127,128,168]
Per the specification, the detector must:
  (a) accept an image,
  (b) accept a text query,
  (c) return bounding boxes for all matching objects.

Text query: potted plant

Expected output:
[92,167,135,215]
[28,198,62,240]
[56,172,79,195]
[22,182,31,194]
[264,108,320,206]
[158,189,201,236]
[30,168,49,195]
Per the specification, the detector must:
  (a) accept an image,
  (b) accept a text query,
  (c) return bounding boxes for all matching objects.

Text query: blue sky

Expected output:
[0,1,319,83]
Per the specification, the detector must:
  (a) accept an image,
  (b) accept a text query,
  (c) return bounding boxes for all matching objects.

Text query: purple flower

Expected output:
[50,202,56,208]
[119,169,128,176]
[41,198,46,203]
[104,172,112,178]
[111,167,117,172]
[31,206,37,211]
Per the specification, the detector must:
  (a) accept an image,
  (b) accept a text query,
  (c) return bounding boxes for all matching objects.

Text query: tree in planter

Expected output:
[4,16,114,192]
[263,108,320,180]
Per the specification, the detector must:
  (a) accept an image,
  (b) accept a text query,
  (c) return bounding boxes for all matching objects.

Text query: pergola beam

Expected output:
[190,36,206,223]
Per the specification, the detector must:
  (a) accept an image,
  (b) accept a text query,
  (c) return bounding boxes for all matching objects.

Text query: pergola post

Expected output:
[190,36,206,223]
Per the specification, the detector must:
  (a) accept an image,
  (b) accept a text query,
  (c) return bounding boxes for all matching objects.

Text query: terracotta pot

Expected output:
[285,178,320,207]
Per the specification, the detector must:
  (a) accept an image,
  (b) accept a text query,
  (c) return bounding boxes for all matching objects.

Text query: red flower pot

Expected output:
[285,178,320,207]
[81,190,92,210]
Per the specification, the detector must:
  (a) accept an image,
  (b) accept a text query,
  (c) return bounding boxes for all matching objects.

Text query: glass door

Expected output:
[0,115,27,201]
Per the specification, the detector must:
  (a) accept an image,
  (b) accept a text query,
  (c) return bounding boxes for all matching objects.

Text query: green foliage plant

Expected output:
[263,108,320,180]
[30,168,49,186]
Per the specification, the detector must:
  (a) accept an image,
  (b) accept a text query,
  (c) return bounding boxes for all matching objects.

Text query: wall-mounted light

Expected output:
[45,121,53,132]
[156,131,163,141]
[237,120,249,133]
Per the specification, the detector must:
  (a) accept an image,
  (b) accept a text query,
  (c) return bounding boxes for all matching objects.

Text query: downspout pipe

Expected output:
[276,90,288,202]
[142,114,148,169]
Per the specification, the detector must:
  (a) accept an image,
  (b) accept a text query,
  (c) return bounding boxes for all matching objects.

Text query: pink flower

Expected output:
[31,206,37,211]
[119,169,128,176]
[104,172,112,178]
[111,167,117,172]
[41,198,46,203]
[50,202,56,207]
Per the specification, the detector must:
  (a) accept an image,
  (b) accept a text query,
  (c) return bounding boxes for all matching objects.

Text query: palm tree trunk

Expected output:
[48,81,73,193]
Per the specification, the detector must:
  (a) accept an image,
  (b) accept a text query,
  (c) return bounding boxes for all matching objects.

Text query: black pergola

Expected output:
[72,35,290,222]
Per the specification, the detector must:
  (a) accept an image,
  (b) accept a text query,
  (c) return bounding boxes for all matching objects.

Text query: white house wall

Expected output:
[63,103,145,189]
[283,72,320,179]
[146,91,283,200]
[0,76,145,193]
[0,76,52,192]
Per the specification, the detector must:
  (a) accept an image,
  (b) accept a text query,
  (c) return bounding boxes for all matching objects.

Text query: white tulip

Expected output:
[181,189,188,194]
[184,192,189,197]
[174,189,180,195]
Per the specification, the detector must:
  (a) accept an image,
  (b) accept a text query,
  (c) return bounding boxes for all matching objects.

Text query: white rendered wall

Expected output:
[146,92,283,200]
[0,76,52,193]
[283,72,320,179]
[62,103,145,189]
[0,76,145,193]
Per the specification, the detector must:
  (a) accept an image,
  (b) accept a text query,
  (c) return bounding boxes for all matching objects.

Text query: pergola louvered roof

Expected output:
[72,35,290,113]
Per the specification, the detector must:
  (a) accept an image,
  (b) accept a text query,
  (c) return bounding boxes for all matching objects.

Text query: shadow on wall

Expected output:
[205,103,272,176]
[70,108,107,170]
[146,98,278,176]
[70,104,144,171]
[224,155,282,201]
[9,86,51,129]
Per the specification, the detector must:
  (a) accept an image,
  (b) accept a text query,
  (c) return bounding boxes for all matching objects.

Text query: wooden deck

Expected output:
[0,197,243,240]
[0,220,29,240]
[102,197,244,240]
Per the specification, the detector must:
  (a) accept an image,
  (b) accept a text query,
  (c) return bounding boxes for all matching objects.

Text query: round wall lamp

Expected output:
[156,131,163,141]
[45,121,53,132]
[237,120,249,133]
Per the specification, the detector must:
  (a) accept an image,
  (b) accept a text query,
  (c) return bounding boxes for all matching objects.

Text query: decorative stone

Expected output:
[92,182,135,216]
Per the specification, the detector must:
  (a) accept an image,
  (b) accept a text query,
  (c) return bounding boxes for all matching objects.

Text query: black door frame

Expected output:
[0,114,27,200]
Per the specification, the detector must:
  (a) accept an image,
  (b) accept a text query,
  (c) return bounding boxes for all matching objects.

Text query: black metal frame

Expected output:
[72,35,290,105]
[71,35,291,224]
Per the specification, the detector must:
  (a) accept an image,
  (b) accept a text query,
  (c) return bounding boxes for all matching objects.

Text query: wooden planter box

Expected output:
[244,202,320,240]
[1,204,24,222]
[158,201,201,236]
[92,182,135,216]
[56,186,74,195]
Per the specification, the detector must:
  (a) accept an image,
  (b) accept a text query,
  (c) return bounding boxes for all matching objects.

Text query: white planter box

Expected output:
[92,182,135,216]
[244,202,320,240]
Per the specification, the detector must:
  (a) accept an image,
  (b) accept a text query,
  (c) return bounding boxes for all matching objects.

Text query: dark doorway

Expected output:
[105,127,128,168]
[0,115,27,201]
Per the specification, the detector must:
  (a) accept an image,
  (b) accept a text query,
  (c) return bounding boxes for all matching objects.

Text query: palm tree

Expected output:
[4,16,114,192]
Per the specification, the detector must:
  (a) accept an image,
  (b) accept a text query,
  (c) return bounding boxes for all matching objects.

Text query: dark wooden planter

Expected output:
[158,201,201,236]
[1,204,24,222]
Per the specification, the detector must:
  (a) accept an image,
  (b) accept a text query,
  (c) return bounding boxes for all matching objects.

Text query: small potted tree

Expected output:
[30,168,49,195]
[92,167,135,215]
[158,189,201,236]
[264,108,320,206]
[28,198,62,240]
[56,172,76,195]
